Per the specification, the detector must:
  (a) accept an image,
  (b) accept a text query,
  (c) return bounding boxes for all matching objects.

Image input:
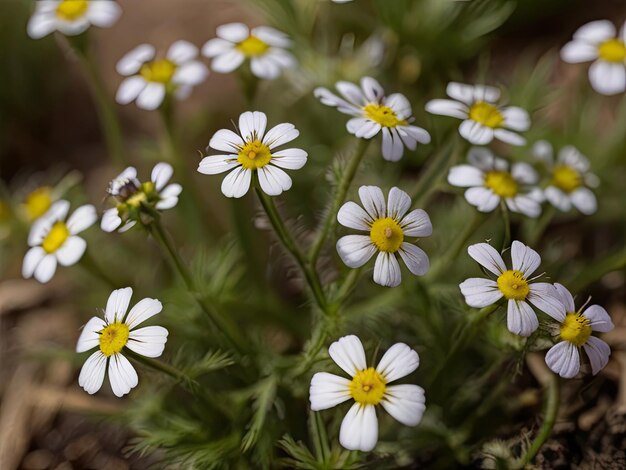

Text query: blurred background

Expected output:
[1,0,625,468]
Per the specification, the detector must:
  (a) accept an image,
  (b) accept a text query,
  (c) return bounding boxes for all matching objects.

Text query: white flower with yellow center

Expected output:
[448,147,542,218]
[22,186,56,222]
[545,283,613,378]
[76,287,168,397]
[314,77,431,161]
[336,186,432,287]
[310,335,425,452]
[27,0,121,39]
[116,41,209,111]
[101,163,182,232]
[425,82,530,146]
[22,200,97,283]
[561,20,626,95]
[198,111,307,198]
[202,23,296,80]
[532,141,598,215]
[459,241,565,337]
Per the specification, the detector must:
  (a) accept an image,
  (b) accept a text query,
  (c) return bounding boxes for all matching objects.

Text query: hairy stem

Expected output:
[79,249,118,289]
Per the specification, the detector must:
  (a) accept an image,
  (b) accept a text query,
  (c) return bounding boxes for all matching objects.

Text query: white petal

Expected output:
[155,184,182,210]
[381,128,405,162]
[328,335,367,377]
[167,40,198,64]
[459,120,494,145]
[545,187,571,212]
[239,111,267,142]
[511,163,538,185]
[27,12,58,39]
[55,236,86,266]
[558,146,589,172]
[583,305,614,333]
[250,56,282,80]
[127,326,169,358]
[86,0,122,27]
[251,26,292,47]
[258,165,292,196]
[511,240,541,277]
[116,44,155,76]
[589,60,626,96]
[467,243,506,276]
[570,188,597,215]
[210,128,244,152]
[202,38,234,58]
[125,298,163,329]
[373,251,402,288]
[78,351,107,395]
[76,317,106,353]
[263,123,299,149]
[493,129,526,146]
[386,93,412,120]
[309,372,351,411]
[528,283,566,320]
[506,195,541,218]
[105,287,133,324]
[221,167,251,198]
[545,341,580,378]
[398,125,430,145]
[448,165,485,188]
[339,403,378,452]
[115,76,147,105]
[197,154,239,175]
[398,243,429,276]
[216,22,249,42]
[108,353,139,398]
[532,140,554,163]
[574,20,616,44]
[560,41,598,63]
[376,343,419,382]
[459,278,503,308]
[22,247,46,279]
[136,82,166,110]
[501,107,530,131]
[467,147,506,171]
[101,208,122,232]
[270,149,308,170]
[583,336,611,375]
[172,61,208,86]
[381,384,426,427]
[66,204,97,234]
[424,99,468,119]
[151,162,173,191]
[361,76,385,102]
[553,283,574,318]
[347,118,381,139]
[56,17,90,36]
[387,187,411,220]
[507,300,539,337]
[211,49,245,73]
[34,255,57,284]
[358,186,386,220]
[337,201,372,231]
[336,235,376,268]
[314,87,361,114]
[43,199,70,223]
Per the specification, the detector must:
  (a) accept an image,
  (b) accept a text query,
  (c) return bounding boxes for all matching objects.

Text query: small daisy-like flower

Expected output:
[310,335,425,452]
[459,241,565,337]
[101,162,182,232]
[532,141,598,215]
[425,82,530,146]
[448,147,542,218]
[76,287,168,397]
[202,23,296,80]
[314,77,431,161]
[545,283,613,378]
[27,0,121,39]
[561,20,626,95]
[116,41,209,111]
[197,111,307,198]
[22,186,56,222]
[336,186,432,287]
[22,200,97,283]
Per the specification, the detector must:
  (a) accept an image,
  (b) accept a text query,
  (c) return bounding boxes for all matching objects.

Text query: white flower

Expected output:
[425,82,530,146]
[561,20,626,95]
[336,186,432,287]
[314,77,431,161]
[116,41,209,110]
[101,162,182,232]
[310,335,425,452]
[459,241,565,337]
[532,141,598,215]
[545,283,613,378]
[197,111,307,198]
[76,287,168,397]
[27,0,121,39]
[22,200,97,283]
[448,147,542,218]
[202,23,296,80]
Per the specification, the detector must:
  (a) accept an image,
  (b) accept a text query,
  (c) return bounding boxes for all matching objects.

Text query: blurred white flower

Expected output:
[310,335,425,452]
[101,162,182,232]
[27,0,121,39]
[202,23,296,80]
[545,283,613,378]
[22,200,97,283]
[315,77,431,161]
[198,111,307,198]
[331,0,354,3]
[459,241,565,337]
[532,141,598,215]
[561,20,626,95]
[336,186,432,287]
[76,287,168,397]
[425,82,530,146]
[116,41,209,110]
[448,147,542,218]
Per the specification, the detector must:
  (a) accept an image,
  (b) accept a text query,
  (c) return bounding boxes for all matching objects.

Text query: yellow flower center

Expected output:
[560,312,592,347]
[349,367,387,406]
[369,217,404,253]
[551,165,582,193]
[469,101,504,128]
[237,140,272,170]
[140,59,177,84]
[56,0,88,21]
[362,103,407,128]
[497,270,529,301]
[42,221,70,254]
[99,322,130,357]
[236,36,270,57]
[484,171,518,198]
[598,39,626,63]
[25,187,53,221]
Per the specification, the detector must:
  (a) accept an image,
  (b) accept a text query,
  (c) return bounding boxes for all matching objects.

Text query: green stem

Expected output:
[79,249,118,289]
[334,267,363,307]
[514,375,560,468]
[410,140,457,206]
[310,411,330,463]
[308,138,370,265]
[501,201,511,251]
[527,205,555,246]
[124,347,191,383]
